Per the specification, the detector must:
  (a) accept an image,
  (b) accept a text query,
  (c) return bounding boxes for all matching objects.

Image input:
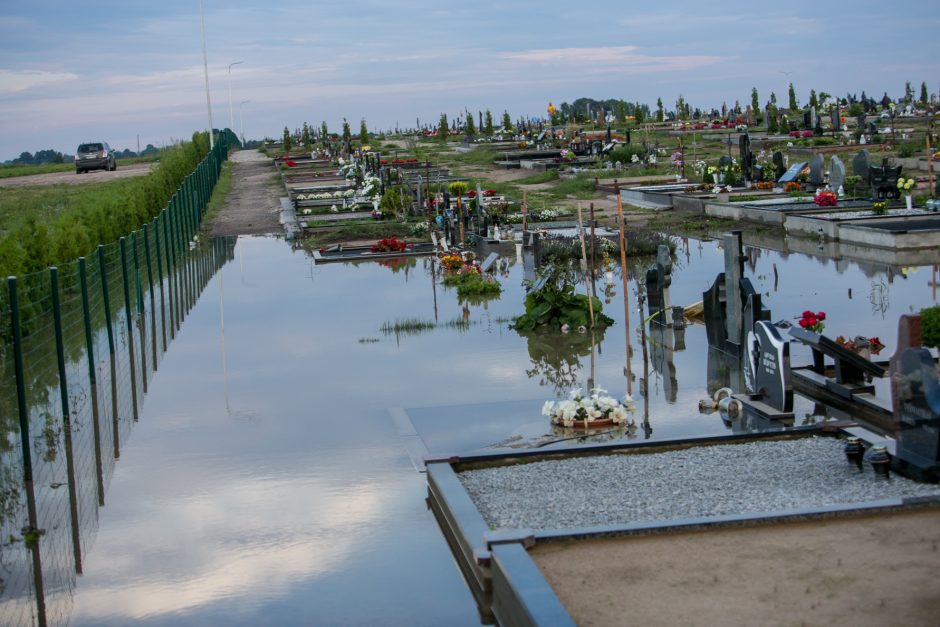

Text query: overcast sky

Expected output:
[1,0,937,160]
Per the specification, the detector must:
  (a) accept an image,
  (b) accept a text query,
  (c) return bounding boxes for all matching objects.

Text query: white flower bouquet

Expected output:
[542,387,635,428]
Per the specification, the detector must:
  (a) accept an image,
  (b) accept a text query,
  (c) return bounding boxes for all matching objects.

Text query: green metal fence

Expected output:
[0,132,237,627]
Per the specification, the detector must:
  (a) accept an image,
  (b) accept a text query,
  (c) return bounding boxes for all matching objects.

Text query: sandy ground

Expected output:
[533,507,940,627]
[207,149,283,236]
[0,162,154,188]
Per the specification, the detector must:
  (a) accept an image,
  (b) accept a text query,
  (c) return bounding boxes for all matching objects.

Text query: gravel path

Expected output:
[208,149,283,236]
[458,437,940,530]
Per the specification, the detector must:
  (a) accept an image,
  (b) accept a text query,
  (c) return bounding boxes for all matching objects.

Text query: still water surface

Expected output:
[39,234,940,624]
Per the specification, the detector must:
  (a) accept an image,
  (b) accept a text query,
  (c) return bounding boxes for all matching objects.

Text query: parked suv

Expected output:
[75,142,116,173]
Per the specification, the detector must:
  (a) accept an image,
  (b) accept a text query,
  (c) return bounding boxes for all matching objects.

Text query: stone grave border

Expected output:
[425,428,940,627]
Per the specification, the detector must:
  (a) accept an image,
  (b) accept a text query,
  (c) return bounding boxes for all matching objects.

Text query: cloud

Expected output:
[499,46,725,74]
[0,69,78,94]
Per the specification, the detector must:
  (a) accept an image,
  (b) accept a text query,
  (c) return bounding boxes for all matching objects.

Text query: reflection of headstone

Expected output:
[852,149,870,180]
[778,161,807,184]
[830,156,846,192]
[772,151,786,180]
[744,321,794,413]
[649,318,678,402]
[808,153,825,187]
[645,244,673,324]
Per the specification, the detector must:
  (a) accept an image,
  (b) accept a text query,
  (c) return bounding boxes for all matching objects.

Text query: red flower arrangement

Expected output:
[798,310,826,333]
[371,237,411,253]
[814,190,838,207]
[285,160,297,167]
[784,182,801,193]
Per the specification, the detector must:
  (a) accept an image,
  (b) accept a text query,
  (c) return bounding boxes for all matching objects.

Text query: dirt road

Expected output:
[0,162,154,188]
[207,150,283,236]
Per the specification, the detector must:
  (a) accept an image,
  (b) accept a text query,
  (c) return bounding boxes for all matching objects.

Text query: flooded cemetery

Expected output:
[3,103,940,626]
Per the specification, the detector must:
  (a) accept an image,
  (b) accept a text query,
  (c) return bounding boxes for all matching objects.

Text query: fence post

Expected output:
[97,245,120,458]
[78,257,105,506]
[154,216,168,350]
[144,224,158,371]
[50,267,84,574]
[8,276,47,624]
[131,232,147,394]
[119,237,139,422]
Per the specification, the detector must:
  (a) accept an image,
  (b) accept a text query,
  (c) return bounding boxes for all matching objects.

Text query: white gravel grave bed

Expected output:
[813,208,932,220]
[457,437,940,530]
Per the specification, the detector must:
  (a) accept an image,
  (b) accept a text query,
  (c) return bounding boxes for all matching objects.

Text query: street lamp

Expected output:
[199,0,214,149]
[228,61,244,132]
[239,100,251,146]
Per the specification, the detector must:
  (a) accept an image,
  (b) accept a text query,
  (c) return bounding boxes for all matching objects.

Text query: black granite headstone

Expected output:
[772,151,786,180]
[894,348,940,479]
[645,245,673,324]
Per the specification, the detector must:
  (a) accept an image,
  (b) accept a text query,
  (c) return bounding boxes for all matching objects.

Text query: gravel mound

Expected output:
[457,437,940,530]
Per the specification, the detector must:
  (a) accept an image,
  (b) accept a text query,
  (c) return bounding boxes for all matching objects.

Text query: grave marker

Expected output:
[894,346,940,481]
[852,150,870,180]
[778,161,808,184]
[744,321,794,413]
[772,151,787,181]
[830,156,846,193]
[808,153,825,187]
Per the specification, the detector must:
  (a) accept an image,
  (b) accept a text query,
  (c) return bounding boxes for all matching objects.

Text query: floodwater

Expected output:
[4,232,939,626]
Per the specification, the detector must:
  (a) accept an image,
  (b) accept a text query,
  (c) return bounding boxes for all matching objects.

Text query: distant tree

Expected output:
[770,91,777,106]
[675,95,685,120]
[905,81,914,103]
[634,102,645,124]
[808,89,818,109]
[342,118,351,145]
[13,151,34,165]
[656,97,664,122]
[881,92,890,108]
[617,100,627,123]
[465,110,476,135]
[282,127,293,153]
[359,118,368,143]
[788,83,797,110]
[920,82,929,106]
[751,87,759,113]
[438,113,449,142]
[320,121,328,139]
[481,110,491,135]
[301,122,311,147]
[500,110,510,132]
[767,105,779,134]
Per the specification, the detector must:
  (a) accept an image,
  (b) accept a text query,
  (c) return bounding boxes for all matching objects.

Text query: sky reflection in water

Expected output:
[68,234,938,625]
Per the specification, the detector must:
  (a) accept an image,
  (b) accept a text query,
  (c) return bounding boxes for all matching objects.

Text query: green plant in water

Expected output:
[442,266,502,299]
[512,266,613,331]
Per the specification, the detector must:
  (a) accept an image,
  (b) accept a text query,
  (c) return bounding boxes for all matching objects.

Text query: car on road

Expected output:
[75,142,116,173]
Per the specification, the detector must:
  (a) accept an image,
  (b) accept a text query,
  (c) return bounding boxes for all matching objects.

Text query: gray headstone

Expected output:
[852,150,870,179]
[745,321,794,413]
[830,156,846,191]
[645,244,673,325]
[778,161,808,184]
[808,153,824,186]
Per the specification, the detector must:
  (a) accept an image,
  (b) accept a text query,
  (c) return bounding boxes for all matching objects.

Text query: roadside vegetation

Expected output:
[0,132,212,276]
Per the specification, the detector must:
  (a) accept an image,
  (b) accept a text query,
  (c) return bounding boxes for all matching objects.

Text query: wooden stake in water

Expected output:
[617,194,633,395]
[577,204,595,328]
[521,191,528,234]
